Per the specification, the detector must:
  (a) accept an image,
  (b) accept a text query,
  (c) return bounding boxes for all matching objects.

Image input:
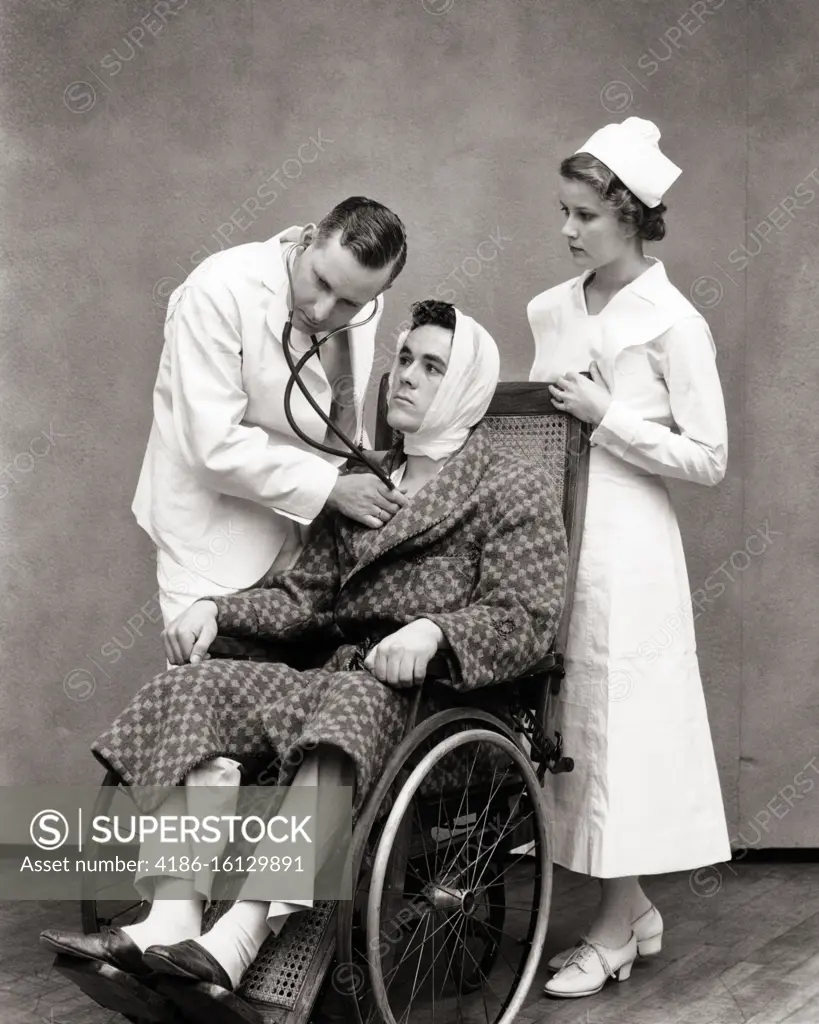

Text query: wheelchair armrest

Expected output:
[422,651,565,704]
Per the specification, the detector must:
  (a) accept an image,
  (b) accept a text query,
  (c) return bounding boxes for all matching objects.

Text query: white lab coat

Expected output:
[528,258,732,877]
[133,227,382,590]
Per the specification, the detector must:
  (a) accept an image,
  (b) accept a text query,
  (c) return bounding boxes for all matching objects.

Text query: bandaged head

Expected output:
[577,117,681,208]
[390,305,500,461]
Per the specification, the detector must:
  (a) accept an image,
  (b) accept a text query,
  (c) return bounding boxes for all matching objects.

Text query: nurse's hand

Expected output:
[327,474,409,529]
[363,619,444,687]
[549,363,612,425]
[163,599,219,666]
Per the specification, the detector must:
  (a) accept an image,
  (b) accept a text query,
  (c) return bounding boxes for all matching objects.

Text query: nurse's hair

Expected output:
[560,153,667,242]
[316,196,408,286]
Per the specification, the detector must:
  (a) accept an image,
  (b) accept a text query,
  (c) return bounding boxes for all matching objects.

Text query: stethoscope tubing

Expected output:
[281,242,396,489]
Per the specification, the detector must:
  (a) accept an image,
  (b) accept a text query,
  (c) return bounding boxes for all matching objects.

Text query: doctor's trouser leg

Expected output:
[155,542,289,790]
[127,746,353,987]
[156,548,250,789]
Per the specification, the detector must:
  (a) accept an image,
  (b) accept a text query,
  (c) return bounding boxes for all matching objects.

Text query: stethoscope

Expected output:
[281,242,397,490]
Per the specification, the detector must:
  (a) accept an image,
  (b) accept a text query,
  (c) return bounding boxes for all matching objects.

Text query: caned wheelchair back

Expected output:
[201,379,589,1024]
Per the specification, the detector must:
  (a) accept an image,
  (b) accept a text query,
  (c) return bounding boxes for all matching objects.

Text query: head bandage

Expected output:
[390,307,500,461]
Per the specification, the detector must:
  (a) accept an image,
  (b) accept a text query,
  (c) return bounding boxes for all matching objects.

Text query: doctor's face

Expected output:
[288,228,394,335]
[386,325,452,434]
[559,178,634,270]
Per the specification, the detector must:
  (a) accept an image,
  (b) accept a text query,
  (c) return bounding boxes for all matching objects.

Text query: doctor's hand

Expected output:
[326,474,408,529]
[363,619,445,688]
[163,599,219,666]
[549,363,612,426]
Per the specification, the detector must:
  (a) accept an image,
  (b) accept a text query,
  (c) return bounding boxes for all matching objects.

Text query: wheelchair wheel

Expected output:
[333,708,529,1024]
[81,769,148,934]
[367,728,550,1024]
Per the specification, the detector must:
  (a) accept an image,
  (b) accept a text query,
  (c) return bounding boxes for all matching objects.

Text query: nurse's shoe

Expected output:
[543,933,637,999]
[546,903,663,971]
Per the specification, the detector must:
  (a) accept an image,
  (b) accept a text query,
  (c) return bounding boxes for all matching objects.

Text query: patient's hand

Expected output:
[163,599,219,666]
[363,619,444,688]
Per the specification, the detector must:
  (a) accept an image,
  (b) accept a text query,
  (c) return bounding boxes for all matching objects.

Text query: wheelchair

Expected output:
[69,380,590,1024]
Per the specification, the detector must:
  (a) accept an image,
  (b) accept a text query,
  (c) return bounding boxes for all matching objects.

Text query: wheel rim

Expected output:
[366,728,551,1024]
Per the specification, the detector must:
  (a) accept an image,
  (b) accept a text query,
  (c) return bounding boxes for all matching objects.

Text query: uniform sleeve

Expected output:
[590,316,728,486]
[208,512,341,642]
[422,479,567,691]
[168,282,339,524]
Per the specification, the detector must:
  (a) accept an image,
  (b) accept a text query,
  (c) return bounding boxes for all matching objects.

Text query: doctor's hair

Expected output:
[316,196,408,285]
[560,153,667,242]
[408,299,457,334]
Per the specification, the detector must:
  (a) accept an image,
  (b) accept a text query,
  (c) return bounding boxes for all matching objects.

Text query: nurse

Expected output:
[527,117,731,998]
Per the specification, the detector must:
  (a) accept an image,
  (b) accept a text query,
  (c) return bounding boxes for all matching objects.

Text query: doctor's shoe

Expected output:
[543,932,637,999]
[546,903,662,971]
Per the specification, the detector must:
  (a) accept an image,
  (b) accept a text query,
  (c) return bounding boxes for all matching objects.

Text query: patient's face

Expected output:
[387,325,452,433]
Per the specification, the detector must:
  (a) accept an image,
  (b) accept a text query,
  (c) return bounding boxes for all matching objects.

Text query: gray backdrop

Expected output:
[2,0,817,849]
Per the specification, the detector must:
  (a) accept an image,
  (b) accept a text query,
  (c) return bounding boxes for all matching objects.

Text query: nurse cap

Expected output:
[576,117,681,208]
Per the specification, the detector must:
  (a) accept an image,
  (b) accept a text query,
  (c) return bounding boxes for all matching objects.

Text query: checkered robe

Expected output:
[92,424,567,813]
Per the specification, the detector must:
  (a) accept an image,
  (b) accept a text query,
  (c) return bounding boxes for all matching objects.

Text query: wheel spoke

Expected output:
[472,841,540,897]
[381,909,460,989]
[469,914,531,980]
[464,768,516,891]
[434,745,481,886]
[471,806,537,895]
[437,767,513,887]
[399,910,433,1024]
[439,909,507,1016]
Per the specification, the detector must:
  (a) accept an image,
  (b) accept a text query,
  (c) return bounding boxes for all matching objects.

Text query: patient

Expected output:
[41,299,568,1021]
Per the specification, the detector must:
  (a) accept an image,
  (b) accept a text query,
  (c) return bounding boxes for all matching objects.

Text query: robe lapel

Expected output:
[340,426,492,585]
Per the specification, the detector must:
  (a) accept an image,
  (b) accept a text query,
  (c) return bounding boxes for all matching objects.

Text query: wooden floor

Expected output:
[4,859,819,1024]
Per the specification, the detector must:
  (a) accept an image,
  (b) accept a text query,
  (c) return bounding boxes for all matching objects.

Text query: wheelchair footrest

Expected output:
[241,901,337,1024]
[201,901,338,1024]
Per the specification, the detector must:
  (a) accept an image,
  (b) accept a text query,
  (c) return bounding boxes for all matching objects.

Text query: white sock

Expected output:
[121,890,204,952]
[194,900,274,990]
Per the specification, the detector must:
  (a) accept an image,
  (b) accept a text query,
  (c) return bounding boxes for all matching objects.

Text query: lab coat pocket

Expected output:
[150,436,216,544]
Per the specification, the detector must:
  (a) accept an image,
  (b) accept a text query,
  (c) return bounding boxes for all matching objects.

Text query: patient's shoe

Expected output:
[40,926,150,975]
[543,933,637,999]
[143,940,233,990]
[547,903,662,971]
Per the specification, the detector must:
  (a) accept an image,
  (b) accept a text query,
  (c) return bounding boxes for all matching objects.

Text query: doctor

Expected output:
[134,196,409,629]
[527,119,731,999]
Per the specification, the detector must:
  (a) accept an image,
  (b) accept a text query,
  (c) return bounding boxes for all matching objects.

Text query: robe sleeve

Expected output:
[590,316,728,486]
[422,476,567,691]
[168,282,339,524]
[207,512,341,642]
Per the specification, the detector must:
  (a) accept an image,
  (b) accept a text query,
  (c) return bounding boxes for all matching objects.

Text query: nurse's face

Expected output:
[288,227,394,335]
[386,325,452,433]
[559,178,633,270]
